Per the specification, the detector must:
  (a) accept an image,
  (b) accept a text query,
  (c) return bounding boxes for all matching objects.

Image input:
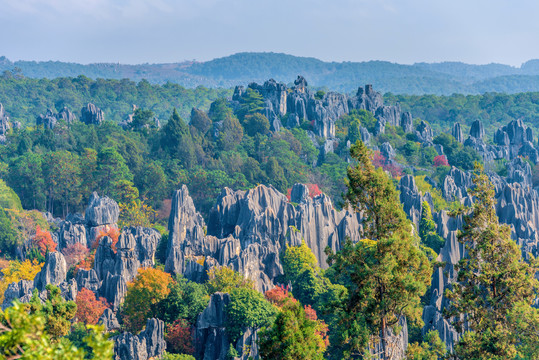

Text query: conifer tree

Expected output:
[161,108,195,169]
[445,164,539,359]
[327,141,431,359]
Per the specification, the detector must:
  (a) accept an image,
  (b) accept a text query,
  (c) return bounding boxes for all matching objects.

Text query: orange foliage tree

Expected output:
[32,225,57,257]
[93,227,120,253]
[122,267,173,332]
[75,287,109,325]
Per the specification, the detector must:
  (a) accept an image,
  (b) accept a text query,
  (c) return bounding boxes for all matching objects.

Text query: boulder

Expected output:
[415,120,433,143]
[1,280,33,310]
[57,107,76,123]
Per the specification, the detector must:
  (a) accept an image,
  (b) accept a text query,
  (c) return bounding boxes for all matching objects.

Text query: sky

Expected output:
[1,0,539,66]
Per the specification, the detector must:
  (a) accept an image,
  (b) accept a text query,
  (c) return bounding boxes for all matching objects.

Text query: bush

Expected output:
[225,287,277,342]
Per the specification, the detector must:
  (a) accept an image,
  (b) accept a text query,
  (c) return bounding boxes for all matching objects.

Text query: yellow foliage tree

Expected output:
[0,259,43,303]
[206,266,254,294]
[118,199,157,229]
[122,267,172,332]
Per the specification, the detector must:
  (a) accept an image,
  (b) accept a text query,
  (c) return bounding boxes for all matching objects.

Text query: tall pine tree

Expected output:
[327,141,431,359]
[445,164,539,359]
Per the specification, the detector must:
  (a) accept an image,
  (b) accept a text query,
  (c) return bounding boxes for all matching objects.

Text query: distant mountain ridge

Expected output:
[3,52,539,95]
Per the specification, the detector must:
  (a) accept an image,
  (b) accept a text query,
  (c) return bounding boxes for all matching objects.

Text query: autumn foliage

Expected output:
[372,151,403,177]
[165,319,194,355]
[0,259,43,303]
[75,287,109,325]
[93,227,120,253]
[61,243,89,269]
[122,267,173,332]
[265,285,295,307]
[32,226,57,257]
[433,155,449,167]
[286,184,323,202]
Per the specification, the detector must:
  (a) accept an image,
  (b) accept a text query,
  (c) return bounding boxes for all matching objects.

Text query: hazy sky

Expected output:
[1,0,538,66]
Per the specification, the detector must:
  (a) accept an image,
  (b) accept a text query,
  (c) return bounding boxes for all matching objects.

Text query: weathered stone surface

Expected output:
[113,318,166,360]
[380,142,396,161]
[196,292,231,360]
[400,112,413,133]
[99,308,121,331]
[452,123,463,143]
[34,252,67,291]
[85,192,119,227]
[166,183,361,292]
[101,273,127,311]
[81,103,104,125]
[58,220,87,249]
[415,120,433,143]
[469,119,484,139]
[36,109,57,129]
[1,280,33,310]
[57,107,76,123]
[76,268,101,292]
[0,103,11,142]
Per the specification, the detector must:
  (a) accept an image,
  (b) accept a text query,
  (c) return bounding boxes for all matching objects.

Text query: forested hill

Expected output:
[4,52,539,94]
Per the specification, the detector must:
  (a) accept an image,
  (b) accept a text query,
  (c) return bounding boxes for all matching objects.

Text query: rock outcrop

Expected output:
[81,103,104,125]
[113,318,166,360]
[195,292,231,360]
[452,123,463,143]
[34,252,67,291]
[166,183,361,292]
[0,103,11,143]
[85,192,119,227]
[36,109,57,129]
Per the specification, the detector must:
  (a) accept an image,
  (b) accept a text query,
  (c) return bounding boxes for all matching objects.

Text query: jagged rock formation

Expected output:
[34,252,67,291]
[1,280,33,310]
[233,77,421,162]
[0,103,11,143]
[36,109,57,129]
[85,192,119,243]
[36,107,76,129]
[165,183,361,293]
[462,119,539,164]
[452,123,463,143]
[99,308,121,331]
[81,103,105,125]
[195,292,231,360]
[113,318,166,360]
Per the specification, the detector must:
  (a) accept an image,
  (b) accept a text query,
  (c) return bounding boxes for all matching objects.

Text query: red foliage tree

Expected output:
[372,151,402,178]
[433,155,449,167]
[303,305,329,347]
[165,319,194,354]
[286,184,323,202]
[75,287,109,325]
[265,285,295,307]
[32,226,57,257]
[62,243,89,269]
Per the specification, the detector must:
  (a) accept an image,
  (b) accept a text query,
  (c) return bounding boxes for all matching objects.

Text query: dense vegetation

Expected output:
[7,52,539,94]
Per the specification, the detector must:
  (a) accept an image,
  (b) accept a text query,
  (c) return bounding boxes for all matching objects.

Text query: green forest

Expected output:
[2,75,539,359]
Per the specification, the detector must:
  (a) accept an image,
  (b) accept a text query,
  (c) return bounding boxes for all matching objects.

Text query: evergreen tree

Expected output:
[217,115,243,152]
[327,140,431,359]
[161,109,196,169]
[445,164,539,359]
[259,299,326,360]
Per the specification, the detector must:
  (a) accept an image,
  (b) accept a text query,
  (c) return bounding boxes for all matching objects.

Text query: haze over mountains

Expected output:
[4,52,539,95]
